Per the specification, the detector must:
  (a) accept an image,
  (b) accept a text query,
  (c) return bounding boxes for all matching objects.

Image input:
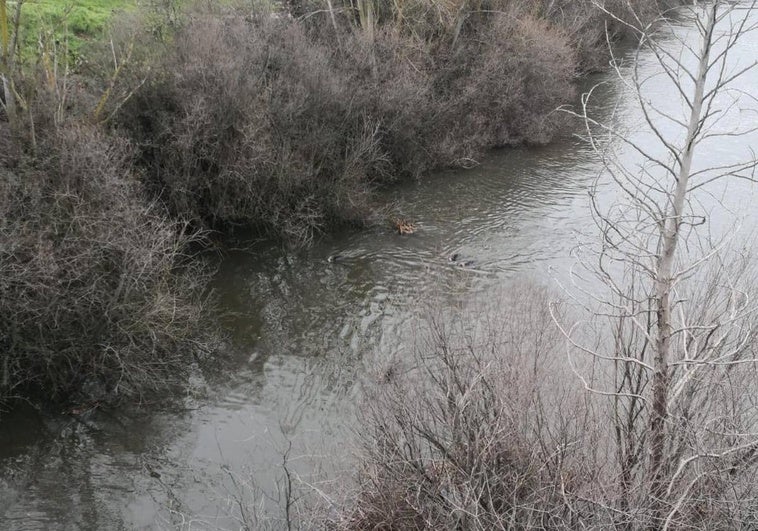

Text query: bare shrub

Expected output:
[333,285,604,529]
[0,122,213,409]
[337,273,758,528]
[120,15,390,244]
[442,13,577,149]
[119,4,582,241]
[342,11,578,173]
[529,0,676,72]
[295,0,674,72]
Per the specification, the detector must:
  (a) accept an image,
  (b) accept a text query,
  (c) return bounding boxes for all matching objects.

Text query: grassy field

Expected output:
[17,0,137,57]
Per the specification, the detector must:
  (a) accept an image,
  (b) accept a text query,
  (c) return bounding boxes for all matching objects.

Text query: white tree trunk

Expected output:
[649,3,717,502]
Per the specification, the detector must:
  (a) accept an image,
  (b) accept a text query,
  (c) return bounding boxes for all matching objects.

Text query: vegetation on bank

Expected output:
[0,1,211,411]
[0,0,667,408]
[335,277,758,529]
[0,123,211,407]
[122,0,656,243]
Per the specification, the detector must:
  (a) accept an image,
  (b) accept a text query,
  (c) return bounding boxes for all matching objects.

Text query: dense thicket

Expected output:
[120,0,668,243]
[0,107,212,410]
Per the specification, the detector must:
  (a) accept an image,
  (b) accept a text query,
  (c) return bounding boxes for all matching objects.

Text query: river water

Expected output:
[1,7,757,530]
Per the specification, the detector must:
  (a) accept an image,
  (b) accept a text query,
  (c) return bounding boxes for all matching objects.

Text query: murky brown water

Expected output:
[2,7,757,530]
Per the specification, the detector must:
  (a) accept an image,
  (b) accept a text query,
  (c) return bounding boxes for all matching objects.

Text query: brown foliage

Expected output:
[333,286,601,529]
[120,6,578,243]
[121,17,390,244]
[0,123,212,408]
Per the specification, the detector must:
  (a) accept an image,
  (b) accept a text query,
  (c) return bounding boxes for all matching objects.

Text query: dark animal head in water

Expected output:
[449,253,460,262]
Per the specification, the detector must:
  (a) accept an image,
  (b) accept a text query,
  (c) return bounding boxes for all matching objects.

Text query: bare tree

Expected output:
[335,284,603,530]
[555,1,758,527]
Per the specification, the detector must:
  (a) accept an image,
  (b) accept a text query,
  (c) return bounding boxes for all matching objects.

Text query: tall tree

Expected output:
[557,1,758,527]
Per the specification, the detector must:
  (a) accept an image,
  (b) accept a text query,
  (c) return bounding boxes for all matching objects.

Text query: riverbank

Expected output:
[119,0,657,243]
[0,0,666,411]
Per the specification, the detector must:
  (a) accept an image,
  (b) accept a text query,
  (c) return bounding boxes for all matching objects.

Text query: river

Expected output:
[1,6,757,530]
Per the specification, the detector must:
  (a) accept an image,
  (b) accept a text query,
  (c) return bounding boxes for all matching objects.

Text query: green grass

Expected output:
[15,0,138,60]
[28,0,135,35]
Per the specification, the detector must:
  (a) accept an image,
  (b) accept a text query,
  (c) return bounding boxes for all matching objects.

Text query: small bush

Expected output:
[334,286,602,529]
[0,122,212,409]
